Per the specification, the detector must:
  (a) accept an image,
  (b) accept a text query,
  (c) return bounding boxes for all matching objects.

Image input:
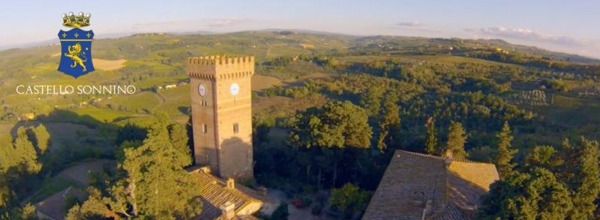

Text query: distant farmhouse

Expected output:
[187,56,276,219]
[363,150,499,220]
[19,112,36,121]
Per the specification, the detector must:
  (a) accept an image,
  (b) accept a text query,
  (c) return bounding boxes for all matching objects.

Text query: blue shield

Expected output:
[58,28,94,78]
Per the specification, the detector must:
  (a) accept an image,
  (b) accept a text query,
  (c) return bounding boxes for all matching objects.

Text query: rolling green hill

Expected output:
[3,30,600,218]
[0,31,599,150]
[1,31,599,141]
[0,31,357,124]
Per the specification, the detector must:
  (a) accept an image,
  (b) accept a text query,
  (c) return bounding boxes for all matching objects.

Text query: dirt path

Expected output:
[153,91,166,111]
[57,159,116,185]
[22,159,116,205]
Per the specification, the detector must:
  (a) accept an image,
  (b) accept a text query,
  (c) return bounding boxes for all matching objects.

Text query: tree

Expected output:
[2,203,37,220]
[74,114,202,219]
[468,146,495,163]
[64,195,81,215]
[330,183,370,218]
[444,121,468,160]
[495,121,517,178]
[478,168,572,219]
[0,135,14,174]
[289,100,372,149]
[253,115,273,146]
[424,117,437,155]
[10,128,42,175]
[28,124,51,154]
[168,123,192,167]
[554,138,577,182]
[270,202,289,220]
[108,118,202,218]
[289,101,372,187]
[0,176,9,209]
[186,116,194,162]
[116,123,147,145]
[19,204,37,220]
[567,137,600,220]
[0,132,41,211]
[66,188,115,220]
[115,140,143,162]
[376,92,401,152]
[359,86,384,117]
[524,145,558,171]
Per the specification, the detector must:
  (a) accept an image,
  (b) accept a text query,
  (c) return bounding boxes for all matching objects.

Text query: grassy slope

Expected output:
[0,31,599,142]
[3,31,600,209]
[0,31,350,124]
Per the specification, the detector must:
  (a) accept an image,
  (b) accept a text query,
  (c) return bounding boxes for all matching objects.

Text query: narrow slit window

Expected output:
[233,123,239,134]
[202,124,208,133]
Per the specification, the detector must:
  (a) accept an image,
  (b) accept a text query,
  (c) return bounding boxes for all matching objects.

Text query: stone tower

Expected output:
[187,55,254,180]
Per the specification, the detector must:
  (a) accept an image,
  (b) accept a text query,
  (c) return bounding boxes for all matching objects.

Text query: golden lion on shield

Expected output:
[64,43,87,72]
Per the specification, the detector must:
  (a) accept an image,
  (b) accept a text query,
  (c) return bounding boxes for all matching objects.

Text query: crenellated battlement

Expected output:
[187,55,255,81]
[188,55,254,66]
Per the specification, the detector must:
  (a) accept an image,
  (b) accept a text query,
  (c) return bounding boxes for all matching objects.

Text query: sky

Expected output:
[1,0,600,58]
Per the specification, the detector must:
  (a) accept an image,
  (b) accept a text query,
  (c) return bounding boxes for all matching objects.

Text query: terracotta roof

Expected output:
[430,204,468,220]
[448,161,499,191]
[363,150,448,220]
[191,168,265,220]
[214,215,260,220]
[447,161,499,210]
[362,150,499,220]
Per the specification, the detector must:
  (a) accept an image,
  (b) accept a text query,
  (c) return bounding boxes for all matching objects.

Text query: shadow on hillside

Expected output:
[178,106,190,115]
[5,109,125,206]
[112,116,137,123]
[10,109,120,175]
[11,109,118,136]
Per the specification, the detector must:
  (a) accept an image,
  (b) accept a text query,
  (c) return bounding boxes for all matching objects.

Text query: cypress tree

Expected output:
[424,117,437,155]
[377,92,400,152]
[567,137,600,220]
[445,121,468,160]
[496,121,517,178]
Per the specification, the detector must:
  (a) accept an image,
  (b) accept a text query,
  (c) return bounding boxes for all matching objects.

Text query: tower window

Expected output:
[202,124,208,133]
[233,123,239,134]
[201,100,208,107]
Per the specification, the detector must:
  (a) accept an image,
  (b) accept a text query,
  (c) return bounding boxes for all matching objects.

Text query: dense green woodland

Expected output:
[1,31,600,219]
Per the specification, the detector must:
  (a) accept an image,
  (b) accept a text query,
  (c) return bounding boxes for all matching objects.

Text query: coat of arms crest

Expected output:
[58,12,95,78]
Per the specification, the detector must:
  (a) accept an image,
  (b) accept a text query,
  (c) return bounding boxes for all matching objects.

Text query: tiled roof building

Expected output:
[187,55,278,220]
[191,167,276,220]
[362,150,499,220]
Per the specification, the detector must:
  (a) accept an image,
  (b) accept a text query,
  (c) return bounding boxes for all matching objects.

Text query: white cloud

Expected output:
[468,26,600,59]
[476,27,582,46]
[126,18,248,33]
[130,20,198,32]
[207,18,245,27]
[388,21,443,37]
[396,21,422,27]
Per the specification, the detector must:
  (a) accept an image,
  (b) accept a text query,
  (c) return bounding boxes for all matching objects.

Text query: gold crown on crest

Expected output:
[62,12,91,28]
